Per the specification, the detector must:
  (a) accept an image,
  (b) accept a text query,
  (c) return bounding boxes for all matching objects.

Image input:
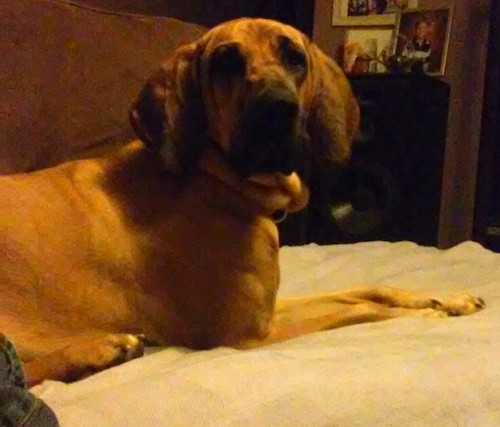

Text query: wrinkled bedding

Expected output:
[32,241,500,426]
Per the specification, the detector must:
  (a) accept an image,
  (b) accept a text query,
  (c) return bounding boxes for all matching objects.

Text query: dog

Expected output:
[0,18,485,386]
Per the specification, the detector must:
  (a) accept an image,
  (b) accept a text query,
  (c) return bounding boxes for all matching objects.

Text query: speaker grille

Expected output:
[307,74,450,246]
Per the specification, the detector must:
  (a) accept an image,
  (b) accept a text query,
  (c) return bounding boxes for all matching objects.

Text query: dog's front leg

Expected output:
[23,333,145,386]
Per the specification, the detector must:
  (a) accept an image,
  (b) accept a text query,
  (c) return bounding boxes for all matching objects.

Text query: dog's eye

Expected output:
[279,36,307,73]
[210,43,246,80]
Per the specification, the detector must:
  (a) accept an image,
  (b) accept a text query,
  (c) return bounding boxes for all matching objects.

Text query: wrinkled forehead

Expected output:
[202,18,307,53]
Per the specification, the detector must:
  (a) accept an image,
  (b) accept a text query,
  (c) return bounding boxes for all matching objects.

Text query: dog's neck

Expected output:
[198,145,309,220]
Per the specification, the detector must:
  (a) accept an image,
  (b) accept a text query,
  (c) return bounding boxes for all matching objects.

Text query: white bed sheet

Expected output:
[32,241,500,426]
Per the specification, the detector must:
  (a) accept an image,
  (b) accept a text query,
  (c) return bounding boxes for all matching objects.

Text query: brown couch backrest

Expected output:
[0,0,206,173]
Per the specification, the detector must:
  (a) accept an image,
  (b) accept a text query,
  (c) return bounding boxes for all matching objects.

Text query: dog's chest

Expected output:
[134,209,281,348]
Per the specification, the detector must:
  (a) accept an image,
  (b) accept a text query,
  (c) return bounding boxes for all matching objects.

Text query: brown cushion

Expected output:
[0,0,206,173]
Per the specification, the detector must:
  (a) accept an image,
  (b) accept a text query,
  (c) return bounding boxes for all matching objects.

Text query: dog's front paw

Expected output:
[59,333,145,380]
[430,295,486,316]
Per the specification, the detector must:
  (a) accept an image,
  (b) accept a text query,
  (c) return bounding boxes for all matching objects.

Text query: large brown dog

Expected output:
[0,19,484,386]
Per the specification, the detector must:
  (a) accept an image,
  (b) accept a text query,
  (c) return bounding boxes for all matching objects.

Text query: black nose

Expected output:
[249,95,299,141]
[228,88,301,176]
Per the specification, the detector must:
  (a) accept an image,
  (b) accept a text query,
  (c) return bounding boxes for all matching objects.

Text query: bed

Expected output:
[31,241,499,426]
[5,1,499,425]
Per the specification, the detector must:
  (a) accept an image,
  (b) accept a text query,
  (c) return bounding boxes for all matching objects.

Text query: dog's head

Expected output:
[130,18,359,180]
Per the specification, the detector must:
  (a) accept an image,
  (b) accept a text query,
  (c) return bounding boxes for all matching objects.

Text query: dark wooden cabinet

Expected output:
[474,0,500,252]
[281,74,450,247]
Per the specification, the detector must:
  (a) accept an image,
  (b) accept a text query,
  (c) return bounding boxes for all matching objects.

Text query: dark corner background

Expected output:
[75,0,316,36]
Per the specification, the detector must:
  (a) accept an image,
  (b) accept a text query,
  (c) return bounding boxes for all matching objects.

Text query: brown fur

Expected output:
[0,19,484,386]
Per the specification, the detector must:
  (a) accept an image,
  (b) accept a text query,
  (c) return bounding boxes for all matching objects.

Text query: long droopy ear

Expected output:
[306,42,360,166]
[129,43,206,173]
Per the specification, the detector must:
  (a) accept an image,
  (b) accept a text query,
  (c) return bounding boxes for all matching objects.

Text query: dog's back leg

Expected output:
[285,285,486,315]
[23,333,145,386]
[240,285,485,348]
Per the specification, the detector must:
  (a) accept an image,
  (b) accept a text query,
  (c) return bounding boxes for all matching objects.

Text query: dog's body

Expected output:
[1,140,302,353]
[0,18,484,386]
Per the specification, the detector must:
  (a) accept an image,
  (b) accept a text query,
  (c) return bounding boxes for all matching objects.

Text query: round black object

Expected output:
[327,162,399,238]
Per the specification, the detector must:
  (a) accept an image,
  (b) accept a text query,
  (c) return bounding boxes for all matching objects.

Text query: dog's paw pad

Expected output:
[414,308,448,318]
[105,334,145,363]
[447,310,461,317]
[433,294,486,316]
[61,333,145,378]
[475,297,486,309]
[430,299,443,309]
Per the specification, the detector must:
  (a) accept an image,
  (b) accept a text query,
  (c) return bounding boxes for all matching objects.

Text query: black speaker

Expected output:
[306,74,450,246]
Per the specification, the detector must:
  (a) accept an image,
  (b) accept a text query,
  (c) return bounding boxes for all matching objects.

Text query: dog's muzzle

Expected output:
[227,82,303,177]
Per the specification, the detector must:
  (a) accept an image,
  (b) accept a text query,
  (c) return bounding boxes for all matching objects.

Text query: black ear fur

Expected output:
[129,43,207,174]
[129,69,168,151]
[306,42,360,167]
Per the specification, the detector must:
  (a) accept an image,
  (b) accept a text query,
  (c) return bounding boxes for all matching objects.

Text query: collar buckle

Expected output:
[272,209,288,224]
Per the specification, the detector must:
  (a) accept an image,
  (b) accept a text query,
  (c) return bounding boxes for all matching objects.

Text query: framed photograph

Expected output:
[343,28,394,73]
[393,7,453,76]
[332,0,418,27]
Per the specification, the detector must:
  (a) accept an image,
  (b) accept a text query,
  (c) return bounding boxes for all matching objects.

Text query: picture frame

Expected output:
[332,0,418,27]
[343,28,394,74]
[393,7,453,76]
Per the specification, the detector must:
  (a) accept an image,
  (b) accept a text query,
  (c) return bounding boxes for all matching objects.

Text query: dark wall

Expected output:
[474,0,500,250]
[74,0,315,35]
[163,0,315,35]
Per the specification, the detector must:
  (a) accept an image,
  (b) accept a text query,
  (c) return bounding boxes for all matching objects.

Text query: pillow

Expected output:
[0,0,206,173]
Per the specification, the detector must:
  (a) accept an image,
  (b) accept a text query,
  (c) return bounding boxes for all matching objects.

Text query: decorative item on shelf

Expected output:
[332,0,418,27]
[384,53,427,74]
[392,7,453,76]
[342,28,393,73]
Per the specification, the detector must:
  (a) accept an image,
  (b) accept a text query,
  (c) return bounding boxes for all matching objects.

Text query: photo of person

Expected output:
[347,0,416,16]
[394,8,452,75]
[348,0,385,16]
[333,0,418,27]
[402,18,432,64]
